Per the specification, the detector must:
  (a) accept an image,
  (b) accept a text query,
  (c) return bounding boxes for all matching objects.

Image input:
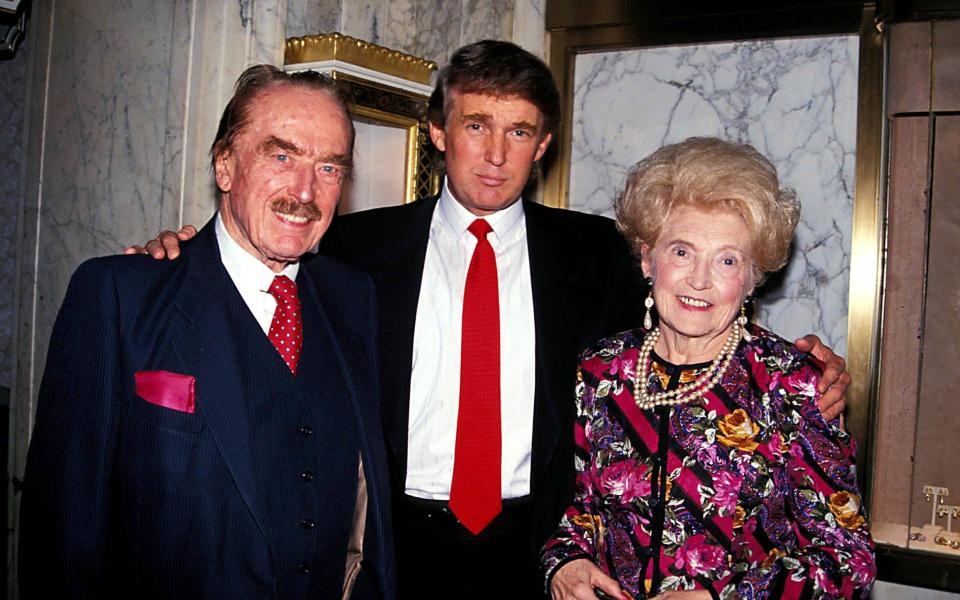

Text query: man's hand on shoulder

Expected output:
[123,225,198,260]
[795,334,851,421]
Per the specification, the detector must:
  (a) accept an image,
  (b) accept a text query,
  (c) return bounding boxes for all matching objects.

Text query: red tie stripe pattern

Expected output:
[267,275,302,375]
[449,219,502,535]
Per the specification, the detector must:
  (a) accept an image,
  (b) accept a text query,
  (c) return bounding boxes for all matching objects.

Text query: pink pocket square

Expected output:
[135,370,196,414]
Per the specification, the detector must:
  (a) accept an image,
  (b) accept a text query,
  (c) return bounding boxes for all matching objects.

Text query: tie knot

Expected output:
[268,275,298,302]
[468,219,493,240]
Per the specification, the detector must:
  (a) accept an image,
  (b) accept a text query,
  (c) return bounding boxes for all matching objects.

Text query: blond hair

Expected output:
[615,137,799,284]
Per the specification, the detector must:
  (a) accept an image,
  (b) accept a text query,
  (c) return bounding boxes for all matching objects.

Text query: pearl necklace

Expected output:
[632,323,742,410]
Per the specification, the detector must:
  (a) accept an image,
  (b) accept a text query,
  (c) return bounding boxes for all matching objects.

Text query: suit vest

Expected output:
[226,279,360,599]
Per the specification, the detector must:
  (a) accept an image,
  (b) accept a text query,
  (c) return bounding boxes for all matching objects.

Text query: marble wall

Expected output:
[568,35,860,354]
[287,0,546,64]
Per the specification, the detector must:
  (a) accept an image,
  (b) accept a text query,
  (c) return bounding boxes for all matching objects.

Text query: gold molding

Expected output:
[285,33,437,85]
[844,5,886,474]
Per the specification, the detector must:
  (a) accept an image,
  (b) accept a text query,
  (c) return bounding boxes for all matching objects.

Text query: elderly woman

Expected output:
[542,138,875,600]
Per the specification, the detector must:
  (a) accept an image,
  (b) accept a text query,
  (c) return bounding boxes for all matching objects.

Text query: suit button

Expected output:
[299,425,312,437]
[297,563,311,575]
[301,518,315,529]
[301,471,314,482]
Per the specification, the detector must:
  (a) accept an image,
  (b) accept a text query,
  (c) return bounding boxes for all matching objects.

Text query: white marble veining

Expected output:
[341,0,384,45]
[461,0,514,45]
[511,0,546,58]
[287,0,341,38]
[247,0,288,66]
[570,36,859,353]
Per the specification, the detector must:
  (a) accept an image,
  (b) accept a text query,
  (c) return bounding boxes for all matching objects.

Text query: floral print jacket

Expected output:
[541,326,875,599]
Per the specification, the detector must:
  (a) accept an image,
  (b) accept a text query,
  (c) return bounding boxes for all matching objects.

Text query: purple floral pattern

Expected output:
[541,326,875,599]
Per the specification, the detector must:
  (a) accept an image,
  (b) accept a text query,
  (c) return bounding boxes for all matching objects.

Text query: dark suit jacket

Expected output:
[320,197,646,557]
[20,221,395,599]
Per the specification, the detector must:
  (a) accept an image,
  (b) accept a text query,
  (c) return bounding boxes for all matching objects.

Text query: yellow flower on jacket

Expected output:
[572,514,606,552]
[829,491,866,530]
[572,514,605,536]
[717,409,760,452]
[761,547,786,569]
[733,505,746,529]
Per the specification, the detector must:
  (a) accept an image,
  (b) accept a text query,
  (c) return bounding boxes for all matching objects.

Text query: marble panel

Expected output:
[383,0,461,64]
[287,0,342,38]
[511,0,546,58]
[461,0,514,46]
[381,0,420,56]
[570,36,859,353]
[175,1,288,230]
[0,36,30,390]
[248,0,289,66]
[341,0,386,45]
[414,0,462,65]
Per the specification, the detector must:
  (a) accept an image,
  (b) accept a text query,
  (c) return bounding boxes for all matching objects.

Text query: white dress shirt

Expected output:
[405,180,536,500]
[215,213,299,334]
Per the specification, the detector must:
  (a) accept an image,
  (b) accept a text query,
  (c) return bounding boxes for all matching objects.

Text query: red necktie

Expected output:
[449,219,502,534]
[267,275,302,375]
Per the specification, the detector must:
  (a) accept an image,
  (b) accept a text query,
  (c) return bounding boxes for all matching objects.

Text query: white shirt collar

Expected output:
[437,177,525,243]
[215,212,299,294]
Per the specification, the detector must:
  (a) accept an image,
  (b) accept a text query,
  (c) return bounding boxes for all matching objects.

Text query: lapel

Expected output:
[295,259,364,426]
[168,221,273,552]
[369,198,437,472]
[523,200,579,491]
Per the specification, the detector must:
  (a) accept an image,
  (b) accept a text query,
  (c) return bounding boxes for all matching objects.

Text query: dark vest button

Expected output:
[301,518,315,529]
[301,471,314,482]
[299,425,312,437]
[297,564,311,575]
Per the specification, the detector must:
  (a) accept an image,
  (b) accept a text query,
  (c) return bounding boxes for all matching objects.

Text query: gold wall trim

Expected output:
[285,33,437,85]
[845,7,886,481]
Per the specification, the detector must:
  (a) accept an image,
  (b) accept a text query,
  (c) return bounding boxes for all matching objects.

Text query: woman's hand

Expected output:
[650,591,712,599]
[551,558,629,600]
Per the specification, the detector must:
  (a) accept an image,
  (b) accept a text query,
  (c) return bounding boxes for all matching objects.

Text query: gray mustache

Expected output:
[270,197,322,221]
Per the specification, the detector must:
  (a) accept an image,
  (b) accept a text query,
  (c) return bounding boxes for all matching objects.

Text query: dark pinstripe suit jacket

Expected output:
[19,220,394,599]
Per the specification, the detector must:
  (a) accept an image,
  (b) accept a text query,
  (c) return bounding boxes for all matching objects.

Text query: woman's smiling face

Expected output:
[641,206,755,348]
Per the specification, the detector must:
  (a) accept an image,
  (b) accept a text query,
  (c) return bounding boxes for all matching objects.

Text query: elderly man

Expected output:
[133,41,849,598]
[20,65,394,599]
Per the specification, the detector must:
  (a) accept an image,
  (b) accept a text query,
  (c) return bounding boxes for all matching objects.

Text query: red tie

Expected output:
[449,219,502,534]
[267,275,302,375]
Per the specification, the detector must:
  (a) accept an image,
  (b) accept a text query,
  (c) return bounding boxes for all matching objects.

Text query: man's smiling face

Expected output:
[214,84,353,272]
